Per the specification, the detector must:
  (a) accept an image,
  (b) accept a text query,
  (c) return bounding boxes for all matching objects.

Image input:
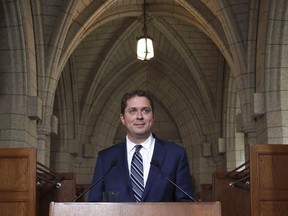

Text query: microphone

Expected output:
[150,160,196,202]
[73,159,118,202]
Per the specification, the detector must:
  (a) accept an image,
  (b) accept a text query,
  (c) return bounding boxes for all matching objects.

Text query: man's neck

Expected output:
[127,133,152,144]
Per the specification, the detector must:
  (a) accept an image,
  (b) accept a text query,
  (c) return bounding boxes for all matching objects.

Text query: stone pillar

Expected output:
[37,125,51,166]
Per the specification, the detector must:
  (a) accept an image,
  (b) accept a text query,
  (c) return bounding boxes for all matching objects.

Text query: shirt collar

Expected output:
[127,133,154,153]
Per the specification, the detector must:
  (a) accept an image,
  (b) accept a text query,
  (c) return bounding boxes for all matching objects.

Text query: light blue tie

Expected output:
[131,145,144,202]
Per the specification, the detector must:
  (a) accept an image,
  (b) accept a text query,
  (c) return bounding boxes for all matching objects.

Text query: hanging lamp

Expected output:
[136,0,154,61]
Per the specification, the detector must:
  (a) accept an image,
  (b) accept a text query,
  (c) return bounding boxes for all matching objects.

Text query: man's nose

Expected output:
[136,110,144,118]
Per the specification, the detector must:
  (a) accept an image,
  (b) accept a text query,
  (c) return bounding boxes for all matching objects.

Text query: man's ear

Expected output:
[120,114,125,124]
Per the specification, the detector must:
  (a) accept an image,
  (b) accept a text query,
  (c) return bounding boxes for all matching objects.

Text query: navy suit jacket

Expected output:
[87,136,193,202]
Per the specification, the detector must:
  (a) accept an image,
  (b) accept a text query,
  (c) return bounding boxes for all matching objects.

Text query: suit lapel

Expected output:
[142,138,167,201]
[115,141,135,201]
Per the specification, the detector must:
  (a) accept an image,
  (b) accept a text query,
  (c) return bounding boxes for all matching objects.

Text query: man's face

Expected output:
[120,96,154,143]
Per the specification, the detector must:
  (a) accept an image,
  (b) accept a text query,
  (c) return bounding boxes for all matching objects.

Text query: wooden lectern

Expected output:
[49,202,221,216]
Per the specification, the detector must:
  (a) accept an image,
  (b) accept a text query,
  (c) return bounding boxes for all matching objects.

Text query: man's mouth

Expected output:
[134,123,145,126]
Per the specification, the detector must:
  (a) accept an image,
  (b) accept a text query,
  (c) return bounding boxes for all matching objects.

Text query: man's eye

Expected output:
[142,108,151,113]
[128,109,137,114]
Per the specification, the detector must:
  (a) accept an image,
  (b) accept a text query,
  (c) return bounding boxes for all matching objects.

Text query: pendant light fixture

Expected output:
[136,0,154,61]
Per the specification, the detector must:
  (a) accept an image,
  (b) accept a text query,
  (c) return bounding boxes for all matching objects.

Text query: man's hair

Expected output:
[120,90,154,114]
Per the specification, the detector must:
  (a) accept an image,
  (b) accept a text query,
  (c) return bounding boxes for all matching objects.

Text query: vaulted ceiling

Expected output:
[52,0,247,160]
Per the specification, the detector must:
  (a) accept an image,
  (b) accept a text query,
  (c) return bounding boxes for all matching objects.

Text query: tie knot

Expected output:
[135,145,142,153]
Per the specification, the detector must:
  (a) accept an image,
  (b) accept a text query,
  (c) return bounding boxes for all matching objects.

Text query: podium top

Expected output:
[49,202,221,216]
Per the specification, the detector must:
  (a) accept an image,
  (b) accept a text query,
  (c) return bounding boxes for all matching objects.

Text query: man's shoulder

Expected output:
[155,137,185,151]
[99,141,126,155]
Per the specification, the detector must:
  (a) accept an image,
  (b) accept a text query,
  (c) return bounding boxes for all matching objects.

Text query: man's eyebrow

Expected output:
[127,107,151,110]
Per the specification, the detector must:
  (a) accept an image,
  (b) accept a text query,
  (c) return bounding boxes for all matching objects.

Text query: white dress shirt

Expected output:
[126,134,155,187]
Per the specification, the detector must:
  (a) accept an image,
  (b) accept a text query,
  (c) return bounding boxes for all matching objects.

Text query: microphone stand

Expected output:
[73,159,117,202]
[151,160,196,202]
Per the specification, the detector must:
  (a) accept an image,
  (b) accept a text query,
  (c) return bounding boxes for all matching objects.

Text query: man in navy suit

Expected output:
[88,90,194,202]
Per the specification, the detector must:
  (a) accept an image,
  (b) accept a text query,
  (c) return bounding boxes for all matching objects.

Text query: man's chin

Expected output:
[134,131,150,138]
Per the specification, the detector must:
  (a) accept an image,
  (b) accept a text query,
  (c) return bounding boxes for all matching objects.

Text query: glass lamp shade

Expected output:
[137,36,154,60]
